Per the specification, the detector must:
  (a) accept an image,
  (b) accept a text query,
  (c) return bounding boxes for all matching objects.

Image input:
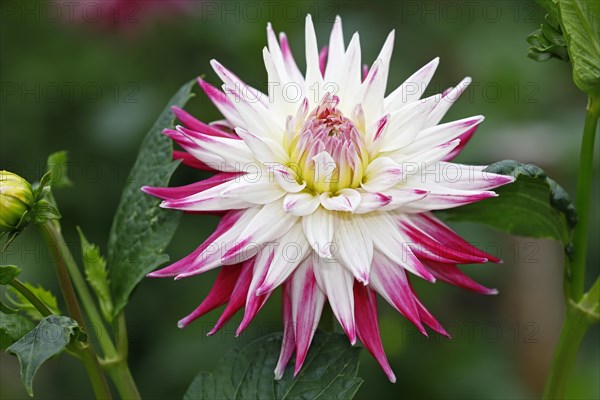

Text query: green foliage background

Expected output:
[1,0,598,398]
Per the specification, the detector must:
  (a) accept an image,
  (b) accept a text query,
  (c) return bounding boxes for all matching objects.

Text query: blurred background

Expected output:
[1,0,598,398]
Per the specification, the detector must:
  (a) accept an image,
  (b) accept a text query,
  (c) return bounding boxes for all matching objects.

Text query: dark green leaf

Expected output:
[7,283,60,321]
[0,313,35,349]
[77,227,113,322]
[7,315,80,396]
[557,0,600,94]
[0,265,21,284]
[46,151,73,189]
[441,160,577,245]
[184,372,216,400]
[30,200,61,224]
[184,330,363,400]
[107,80,195,317]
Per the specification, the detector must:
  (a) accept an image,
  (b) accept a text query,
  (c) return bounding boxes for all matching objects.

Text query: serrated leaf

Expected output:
[77,227,113,322]
[557,0,600,95]
[7,315,80,396]
[0,313,35,349]
[441,160,577,245]
[30,200,61,224]
[46,151,73,189]
[7,283,60,321]
[107,80,195,318]
[0,265,21,284]
[32,171,52,202]
[184,330,363,400]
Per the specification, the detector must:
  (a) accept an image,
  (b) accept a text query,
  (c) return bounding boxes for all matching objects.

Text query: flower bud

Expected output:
[0,171,34,232]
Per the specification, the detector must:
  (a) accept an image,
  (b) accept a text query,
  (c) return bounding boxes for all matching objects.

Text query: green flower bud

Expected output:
[0,171,34,232]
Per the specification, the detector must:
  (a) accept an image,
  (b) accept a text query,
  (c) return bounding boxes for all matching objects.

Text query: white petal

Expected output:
[283,192,321,216]
[353,192,393,214]
[334,214,373,283]
[312,151,336,192]
[361,157,403,192]
[424,77,471,127]
[235,127,289,164]
[272,164,306,193]
[324,15,345,83]
[377,189,429,211]
[302,207,338,258]
[402,161,515,191]
[384,57,439,112]
[160,177,254,211]
[389,139,461,166]
[313,255,356,344]
[235,200,299,247]
[337,33,362,115]
[360,213,436,281]
[375,95,441,153]
[175,126,255,167]
[305,14,324,107]
[320,189,361,212]
[404,116,484,155]
[289,258,326,374]
[219,174,285,205]
[257,223,310,294]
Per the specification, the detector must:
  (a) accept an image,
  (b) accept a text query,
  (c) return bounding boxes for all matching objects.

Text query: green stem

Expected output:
[114,312,129,361]
[39,221,116,357]
[106,357,141,400]
[569,95,599,301]
[9,279,52,317]
[544,94,600,399]
[39,221,141,399]
[40,222,87,327]
[76,344,114,400]
[543,278,599,399]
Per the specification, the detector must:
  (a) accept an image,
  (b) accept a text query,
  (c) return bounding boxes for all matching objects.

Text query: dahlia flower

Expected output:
[143,15,514,382]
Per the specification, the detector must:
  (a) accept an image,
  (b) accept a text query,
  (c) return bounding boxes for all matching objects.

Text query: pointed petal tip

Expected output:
[274,370,284,381]
[177,320,187,329]
[387,371,397,383]
[207,326,218,336]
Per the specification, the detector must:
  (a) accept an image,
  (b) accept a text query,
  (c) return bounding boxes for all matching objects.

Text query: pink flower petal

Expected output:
[354,284,396,383]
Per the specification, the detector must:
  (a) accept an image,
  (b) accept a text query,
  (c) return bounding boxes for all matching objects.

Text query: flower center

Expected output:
[290,94,369,193]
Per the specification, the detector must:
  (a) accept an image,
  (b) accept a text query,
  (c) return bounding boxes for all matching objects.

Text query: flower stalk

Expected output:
[38,220,140,399]
[569,95,599,302]
[544,94,600,399]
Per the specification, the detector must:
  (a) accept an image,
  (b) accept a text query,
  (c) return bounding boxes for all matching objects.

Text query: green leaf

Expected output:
[32,171,52,202]
[441,160,577,245]
[77,227,113,322]
[7,315,80,396]
[46,151,73,189]
[107,80,195,317]
[30,199,61,224]
[184,330,363,400]
[527,3,569,63]
[0,313,35,349]
[7,283,60,321]
[557,0,600,94]
[0,265,21,284]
